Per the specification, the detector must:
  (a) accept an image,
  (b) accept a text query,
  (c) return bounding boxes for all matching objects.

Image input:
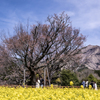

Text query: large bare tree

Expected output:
[0,12,86,85]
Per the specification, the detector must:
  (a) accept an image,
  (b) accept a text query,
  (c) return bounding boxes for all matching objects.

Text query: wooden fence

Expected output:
[0,85,84,88]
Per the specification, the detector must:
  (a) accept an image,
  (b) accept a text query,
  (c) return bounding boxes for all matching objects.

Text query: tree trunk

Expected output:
[28,70,36,85]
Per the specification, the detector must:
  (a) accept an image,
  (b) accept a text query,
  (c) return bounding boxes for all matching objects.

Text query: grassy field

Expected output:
[0,86,100,100]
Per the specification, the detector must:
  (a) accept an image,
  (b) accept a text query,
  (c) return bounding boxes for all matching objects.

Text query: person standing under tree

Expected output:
[36,78,40,88]
[85,80,89,88]
[82,80,85,88]
[90,80,94,89]
[94,82,98,90]
[40,77,44,88]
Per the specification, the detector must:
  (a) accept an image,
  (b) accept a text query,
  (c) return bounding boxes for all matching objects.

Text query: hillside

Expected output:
[81,45,100,70]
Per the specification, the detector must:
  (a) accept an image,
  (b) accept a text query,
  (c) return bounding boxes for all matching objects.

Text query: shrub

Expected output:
[60,69,79,86]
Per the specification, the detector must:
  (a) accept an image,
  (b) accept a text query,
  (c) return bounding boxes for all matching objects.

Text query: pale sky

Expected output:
[0,0,100,46]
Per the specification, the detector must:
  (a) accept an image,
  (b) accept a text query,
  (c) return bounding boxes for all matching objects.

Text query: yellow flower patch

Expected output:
[0,86,99,100]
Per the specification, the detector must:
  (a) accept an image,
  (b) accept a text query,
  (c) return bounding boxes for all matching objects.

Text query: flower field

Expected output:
[0,86,100,100]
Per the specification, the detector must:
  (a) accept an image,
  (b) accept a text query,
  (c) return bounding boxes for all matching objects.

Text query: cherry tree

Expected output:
[0,12,86,85]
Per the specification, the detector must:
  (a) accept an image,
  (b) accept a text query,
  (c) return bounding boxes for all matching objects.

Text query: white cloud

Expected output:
[54,0,100,31]
[54,0,100,46]
[0,10,39,36]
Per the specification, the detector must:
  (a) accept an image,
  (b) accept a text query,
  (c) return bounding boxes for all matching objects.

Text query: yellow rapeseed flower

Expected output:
[0,86,100,100]
[89,85,92,89]
[70,81,74,86]
[80,85,84,89]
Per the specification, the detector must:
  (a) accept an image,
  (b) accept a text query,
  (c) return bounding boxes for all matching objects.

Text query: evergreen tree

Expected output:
[87,74,97,83]
[60,69,79,86]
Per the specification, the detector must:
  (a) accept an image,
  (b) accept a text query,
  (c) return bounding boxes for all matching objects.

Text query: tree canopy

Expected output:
[0,12,86,85]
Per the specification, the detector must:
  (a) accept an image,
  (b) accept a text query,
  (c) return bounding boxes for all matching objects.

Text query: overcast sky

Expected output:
[0,0,100,46]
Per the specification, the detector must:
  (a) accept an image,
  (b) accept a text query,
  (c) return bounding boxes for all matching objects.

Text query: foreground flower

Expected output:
[51,84,53,88]
[80,85,84,89]
[70,81,74,86]
[89,85,92,89]
[0,86,99,100]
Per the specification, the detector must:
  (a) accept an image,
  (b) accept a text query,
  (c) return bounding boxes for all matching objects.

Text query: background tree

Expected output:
[0,45,24,85]
[94,70,100,77]
[60,69,79,86]
[0,12,86,85]
[97,80,100,87]
[87,74,97,83]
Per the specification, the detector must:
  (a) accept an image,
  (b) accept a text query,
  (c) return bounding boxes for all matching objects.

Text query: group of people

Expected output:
[81,80,97,90]
[36,77,44,88]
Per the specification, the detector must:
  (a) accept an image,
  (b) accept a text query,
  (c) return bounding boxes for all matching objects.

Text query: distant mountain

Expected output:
[81,45,100,70]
